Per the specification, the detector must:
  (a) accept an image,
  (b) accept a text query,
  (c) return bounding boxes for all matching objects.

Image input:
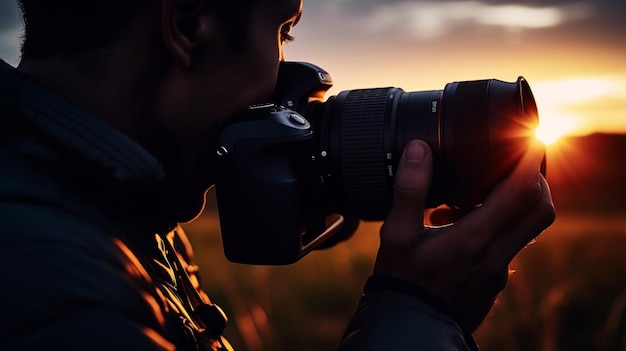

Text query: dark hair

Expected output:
[18,0,155,59]
[18,0,256,60]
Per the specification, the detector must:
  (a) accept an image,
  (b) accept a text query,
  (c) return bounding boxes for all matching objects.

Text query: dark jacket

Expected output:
[0,60,475,350]
[0,60,230,350]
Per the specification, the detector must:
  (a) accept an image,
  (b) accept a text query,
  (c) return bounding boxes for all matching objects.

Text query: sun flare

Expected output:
[530,76,624,140]
[535,113,578,145]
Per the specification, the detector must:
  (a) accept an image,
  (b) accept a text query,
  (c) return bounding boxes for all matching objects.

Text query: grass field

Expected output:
[182,208,626,351]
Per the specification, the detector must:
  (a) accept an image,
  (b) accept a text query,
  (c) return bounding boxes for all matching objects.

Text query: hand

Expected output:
[374,139,555,333]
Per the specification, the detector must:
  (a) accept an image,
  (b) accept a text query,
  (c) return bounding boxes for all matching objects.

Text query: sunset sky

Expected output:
[1,0,624,139]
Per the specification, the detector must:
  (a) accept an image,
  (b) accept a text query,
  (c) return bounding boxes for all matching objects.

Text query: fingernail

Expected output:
[406,140,427,163]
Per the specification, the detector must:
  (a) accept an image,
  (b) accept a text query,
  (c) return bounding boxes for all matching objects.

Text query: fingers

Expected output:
[489,176,555,265]
[439,139,554,271]
[458,178,554,320]
[373,137,556,334]
[484,139,547,222]
[380,140,432,244]
[460,169,555,295]
[457,139,548,237]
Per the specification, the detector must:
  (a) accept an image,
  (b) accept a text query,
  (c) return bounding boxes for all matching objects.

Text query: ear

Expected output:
[161,0,211,68]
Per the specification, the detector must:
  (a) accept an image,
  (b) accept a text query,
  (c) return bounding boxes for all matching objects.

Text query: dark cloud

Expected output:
[294,0,626,55]
[0,0,20,65]
[0,0,20,31]
[316,0,625,33]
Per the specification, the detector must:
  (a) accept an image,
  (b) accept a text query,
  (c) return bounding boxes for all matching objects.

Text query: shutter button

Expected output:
[288,113,307,126]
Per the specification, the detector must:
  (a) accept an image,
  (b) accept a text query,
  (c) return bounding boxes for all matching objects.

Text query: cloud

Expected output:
[532,77,619,104]
[0,0,22,65]
[345,1,593,40]
[0,26,21,66]
[0,0,20,31]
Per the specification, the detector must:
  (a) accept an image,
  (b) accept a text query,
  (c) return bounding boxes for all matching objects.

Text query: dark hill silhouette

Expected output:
[546,133,626,213]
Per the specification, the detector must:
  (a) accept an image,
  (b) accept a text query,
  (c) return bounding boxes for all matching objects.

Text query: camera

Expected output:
[214,61,542,265]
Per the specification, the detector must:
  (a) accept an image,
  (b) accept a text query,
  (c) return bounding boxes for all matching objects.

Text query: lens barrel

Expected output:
[311,77,539,219]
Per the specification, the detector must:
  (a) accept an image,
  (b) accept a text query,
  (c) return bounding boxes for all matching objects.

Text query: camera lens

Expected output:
[215,62,544,264]
[310,77,539,220]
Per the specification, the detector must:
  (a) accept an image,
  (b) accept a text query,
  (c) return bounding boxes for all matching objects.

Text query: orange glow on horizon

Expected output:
[531,76,626,138]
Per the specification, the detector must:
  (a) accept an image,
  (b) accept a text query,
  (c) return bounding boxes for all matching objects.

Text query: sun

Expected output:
[535,124,564,145]
[534,113,578,145]
[530,77,617,145]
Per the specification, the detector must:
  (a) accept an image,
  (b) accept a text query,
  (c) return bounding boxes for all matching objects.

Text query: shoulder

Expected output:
[0,146,171,349]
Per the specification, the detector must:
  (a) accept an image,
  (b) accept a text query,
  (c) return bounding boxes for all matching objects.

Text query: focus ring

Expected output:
[338,88,392,219]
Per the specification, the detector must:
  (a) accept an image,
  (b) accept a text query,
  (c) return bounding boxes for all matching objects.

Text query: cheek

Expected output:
[153,31,283,145]
[243,29,282,101]
[255,55,280,102]
[154,70,225,148]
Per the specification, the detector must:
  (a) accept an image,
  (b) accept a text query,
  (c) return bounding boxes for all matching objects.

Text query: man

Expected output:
[0,0,554,350]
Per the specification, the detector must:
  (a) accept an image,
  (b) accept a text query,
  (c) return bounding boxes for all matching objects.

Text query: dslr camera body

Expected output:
[214,61,540,265]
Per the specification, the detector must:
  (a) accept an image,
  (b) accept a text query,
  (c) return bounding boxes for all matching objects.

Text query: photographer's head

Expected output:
[17,0,303,221]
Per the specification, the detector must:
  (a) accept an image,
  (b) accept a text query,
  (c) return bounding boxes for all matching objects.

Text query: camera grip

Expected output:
[214,110,342,264]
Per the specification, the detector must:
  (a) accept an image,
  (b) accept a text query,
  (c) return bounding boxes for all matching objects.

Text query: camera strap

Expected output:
[152,231,230,346]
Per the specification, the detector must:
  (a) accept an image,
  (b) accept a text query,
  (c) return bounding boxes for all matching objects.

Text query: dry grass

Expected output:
[182,209,626,351]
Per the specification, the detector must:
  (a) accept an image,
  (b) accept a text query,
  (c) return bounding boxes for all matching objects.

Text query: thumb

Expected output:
[382,140,433,240]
